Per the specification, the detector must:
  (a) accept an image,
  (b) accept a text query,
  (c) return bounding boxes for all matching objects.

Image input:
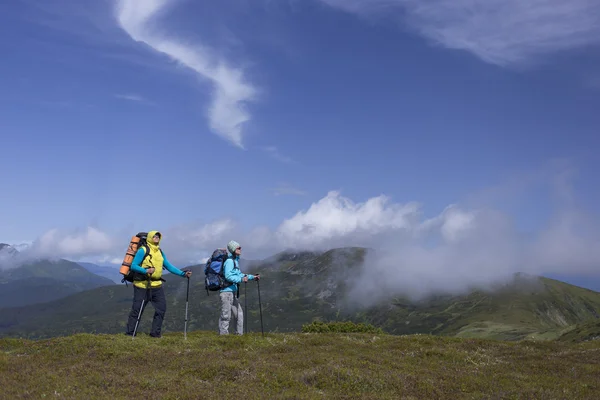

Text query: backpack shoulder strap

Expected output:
[219,255,230,277]
[140,244,151,263]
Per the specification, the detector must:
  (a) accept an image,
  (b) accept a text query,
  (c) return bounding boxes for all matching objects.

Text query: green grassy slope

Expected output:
[77,262,123,284]
[1,258,115,282]
[0,259,117,308]
[1,248,599,341]
[556,319,600,343]
[365,274,600,341]
[1,332,599,399]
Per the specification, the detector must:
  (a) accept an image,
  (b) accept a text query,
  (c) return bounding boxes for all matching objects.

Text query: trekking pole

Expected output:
[133,278,151,340]
[257,279,264,337]
[184,275,190,340]
[132,297,146,339]
[244,281,248,334]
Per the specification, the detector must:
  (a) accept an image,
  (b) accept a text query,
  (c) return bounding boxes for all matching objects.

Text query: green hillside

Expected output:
[556,319,600,343]
[0,258,116,307]
[77,262,123,284]
[1,332,599,399]
[1,258,118,284]
[0,248,599,341]
[365,274,600,341]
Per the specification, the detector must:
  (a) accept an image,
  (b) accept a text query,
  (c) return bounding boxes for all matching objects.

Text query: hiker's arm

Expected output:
[162,253,186,277]
[223,259,243,283]
[130,249,147,274]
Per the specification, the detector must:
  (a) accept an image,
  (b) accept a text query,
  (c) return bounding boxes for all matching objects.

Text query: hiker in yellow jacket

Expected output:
[125,231,192,338]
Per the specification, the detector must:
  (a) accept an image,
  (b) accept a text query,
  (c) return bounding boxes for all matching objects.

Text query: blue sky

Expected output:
[1,0,600,293]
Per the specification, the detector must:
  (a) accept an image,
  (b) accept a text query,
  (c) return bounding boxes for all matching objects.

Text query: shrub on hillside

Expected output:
[302,321,384,334]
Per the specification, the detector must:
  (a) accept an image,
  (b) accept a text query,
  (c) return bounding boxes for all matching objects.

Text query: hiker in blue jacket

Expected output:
[219,240,260,335]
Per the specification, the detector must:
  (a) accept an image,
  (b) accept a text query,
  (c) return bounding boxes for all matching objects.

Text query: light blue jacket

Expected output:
[220,253,255,292]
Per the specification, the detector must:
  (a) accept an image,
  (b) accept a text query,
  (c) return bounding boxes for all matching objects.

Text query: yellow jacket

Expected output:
[130,230,186,289]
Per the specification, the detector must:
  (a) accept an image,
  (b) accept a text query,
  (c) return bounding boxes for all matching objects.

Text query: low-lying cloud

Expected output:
[4,164,599,304]
[317,0,600,67]
[0,227,118,271]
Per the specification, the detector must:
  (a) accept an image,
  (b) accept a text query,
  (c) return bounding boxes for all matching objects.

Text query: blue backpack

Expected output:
[204,248,234,295]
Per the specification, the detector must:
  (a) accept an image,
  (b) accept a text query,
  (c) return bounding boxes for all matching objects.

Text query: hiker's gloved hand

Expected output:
[147,267,155,275]
[254,274,260,281]
[184,271,192,278]
[243,275,249,283]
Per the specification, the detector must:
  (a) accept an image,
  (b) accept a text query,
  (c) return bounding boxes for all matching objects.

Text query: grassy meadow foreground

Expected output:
[1,331,599,399]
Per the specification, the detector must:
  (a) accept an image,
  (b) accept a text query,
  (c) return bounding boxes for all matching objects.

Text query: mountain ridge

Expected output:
[0,247,599,340]
[77,262,123,284]
[0,243,19,259]
[0,258,116,308]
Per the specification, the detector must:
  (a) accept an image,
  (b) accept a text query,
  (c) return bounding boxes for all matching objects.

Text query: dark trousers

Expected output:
[126,285,167,337]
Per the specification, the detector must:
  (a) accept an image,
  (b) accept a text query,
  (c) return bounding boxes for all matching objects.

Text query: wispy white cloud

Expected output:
[317,0,600,67]
[114,93,149,103]
[114,0,258,148]
[262,146,294,164]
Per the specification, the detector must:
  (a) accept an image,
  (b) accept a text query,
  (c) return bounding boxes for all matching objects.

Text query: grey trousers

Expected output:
[219,291,243,335]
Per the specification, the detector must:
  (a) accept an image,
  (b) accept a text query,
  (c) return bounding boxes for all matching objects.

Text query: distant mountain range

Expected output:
[0,253,116,308]
[0,247,599,341]
[76,262,123,284]
[0,242,31,255]
[0,243,19,260]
